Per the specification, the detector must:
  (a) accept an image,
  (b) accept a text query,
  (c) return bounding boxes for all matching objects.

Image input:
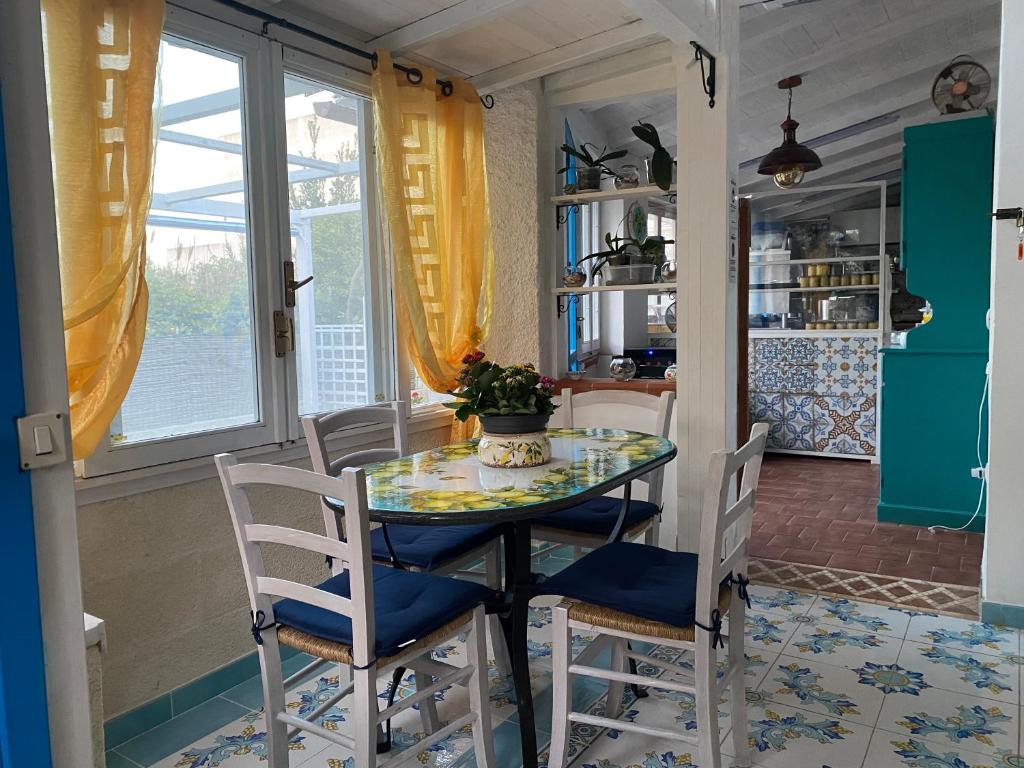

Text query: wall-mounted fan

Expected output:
[931,55,991,115]
[665,300,677,333]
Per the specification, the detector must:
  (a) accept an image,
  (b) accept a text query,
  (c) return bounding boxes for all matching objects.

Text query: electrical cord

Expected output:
[927,367,989,534]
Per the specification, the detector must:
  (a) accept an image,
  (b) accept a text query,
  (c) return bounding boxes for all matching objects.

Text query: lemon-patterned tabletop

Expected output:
[329,428,676,524]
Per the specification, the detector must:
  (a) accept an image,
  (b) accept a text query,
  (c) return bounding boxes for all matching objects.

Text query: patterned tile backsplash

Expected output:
[749,336,878,456]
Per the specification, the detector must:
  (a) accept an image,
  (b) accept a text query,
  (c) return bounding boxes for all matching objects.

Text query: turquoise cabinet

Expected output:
[877,115,993,531]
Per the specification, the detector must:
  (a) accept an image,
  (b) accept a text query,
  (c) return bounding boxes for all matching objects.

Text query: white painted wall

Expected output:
[983,0,1024,618]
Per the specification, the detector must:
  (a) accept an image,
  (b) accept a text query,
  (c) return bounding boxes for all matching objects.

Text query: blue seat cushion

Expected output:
[273,565,495,658]
[539,541,705,628]
[536,496,659,535]
[371,523,499,570]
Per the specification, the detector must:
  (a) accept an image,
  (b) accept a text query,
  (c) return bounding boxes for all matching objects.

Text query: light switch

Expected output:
[34,425,54,456]
[16,412,68,470]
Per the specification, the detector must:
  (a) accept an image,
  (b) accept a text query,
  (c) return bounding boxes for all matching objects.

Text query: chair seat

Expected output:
[539,541,728,630]
[371,523,499,570]
[535,496,659,536]
[272,565,495,658]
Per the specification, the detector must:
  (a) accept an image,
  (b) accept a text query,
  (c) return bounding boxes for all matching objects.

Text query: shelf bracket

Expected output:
[556,293,579,318]
[555,203,580,230]
[689,41,716,109]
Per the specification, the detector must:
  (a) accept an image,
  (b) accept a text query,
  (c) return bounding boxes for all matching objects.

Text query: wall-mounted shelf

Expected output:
[749,254,882,266]
[750,284,881,294]
[553,282,675,295]
[551,184,676,206]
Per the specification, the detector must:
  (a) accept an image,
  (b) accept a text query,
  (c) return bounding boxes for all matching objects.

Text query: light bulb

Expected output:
[773,165,805,189]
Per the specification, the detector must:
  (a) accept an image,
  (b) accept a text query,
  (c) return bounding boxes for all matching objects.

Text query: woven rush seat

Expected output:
[277,611,474,665]
[539,541,733,635]
[534,496,660,536]
[272,564,495,658]
[561,586,731,642]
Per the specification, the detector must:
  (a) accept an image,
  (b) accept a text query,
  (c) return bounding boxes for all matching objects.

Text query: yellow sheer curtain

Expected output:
[371,51,494,440]
[42,0,164,458]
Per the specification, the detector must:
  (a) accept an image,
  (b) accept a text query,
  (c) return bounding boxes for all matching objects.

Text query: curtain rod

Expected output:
[209,0,495,108]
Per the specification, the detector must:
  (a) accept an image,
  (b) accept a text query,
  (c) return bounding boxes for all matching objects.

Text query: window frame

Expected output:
[79,7,403,478]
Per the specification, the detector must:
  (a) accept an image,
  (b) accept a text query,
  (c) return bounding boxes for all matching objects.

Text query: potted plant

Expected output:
[631,121,675,191]
[447,352,558,467]
[578,232,674,285]
[557,142,627,193]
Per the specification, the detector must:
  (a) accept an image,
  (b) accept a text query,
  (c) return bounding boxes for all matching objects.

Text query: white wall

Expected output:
[983,0,1024,621]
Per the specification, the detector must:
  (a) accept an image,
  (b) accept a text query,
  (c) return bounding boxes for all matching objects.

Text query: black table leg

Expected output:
[607,481,633,543]
[497,520,539,768]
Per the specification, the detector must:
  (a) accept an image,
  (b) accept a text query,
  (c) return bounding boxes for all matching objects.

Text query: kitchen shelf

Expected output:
[749,284,881,294]
[553,282,675,295]
[749,328,883,338]
[551,184,676,206]
[749,254,882,266]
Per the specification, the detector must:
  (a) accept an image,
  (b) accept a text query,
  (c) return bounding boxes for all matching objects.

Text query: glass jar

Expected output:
[609,356,637,381]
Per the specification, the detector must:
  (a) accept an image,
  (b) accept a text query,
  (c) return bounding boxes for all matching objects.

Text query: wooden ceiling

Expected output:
[252,0,1001,192]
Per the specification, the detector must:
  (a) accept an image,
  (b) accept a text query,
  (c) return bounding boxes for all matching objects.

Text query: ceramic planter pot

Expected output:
[477,414,551,468]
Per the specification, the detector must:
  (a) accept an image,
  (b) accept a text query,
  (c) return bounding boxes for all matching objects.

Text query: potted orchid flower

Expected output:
[447,352,558,467]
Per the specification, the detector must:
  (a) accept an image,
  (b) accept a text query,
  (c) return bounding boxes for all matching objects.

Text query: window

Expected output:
[577,202,600,356]
[115,37,259,446]
[81,8,410,477]
[646,211,676,335]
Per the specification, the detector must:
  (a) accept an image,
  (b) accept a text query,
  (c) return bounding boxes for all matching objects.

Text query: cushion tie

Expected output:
[694,608,725,649]
[724,572,752,609]
[251,610,280,646]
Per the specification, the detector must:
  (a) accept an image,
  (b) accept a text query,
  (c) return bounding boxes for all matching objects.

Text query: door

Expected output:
[0,89,54,768]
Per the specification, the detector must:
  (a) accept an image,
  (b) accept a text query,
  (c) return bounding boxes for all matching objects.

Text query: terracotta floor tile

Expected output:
[753,454,982,587]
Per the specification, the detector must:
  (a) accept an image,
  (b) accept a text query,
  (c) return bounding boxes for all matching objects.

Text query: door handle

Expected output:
[284,260,313,308]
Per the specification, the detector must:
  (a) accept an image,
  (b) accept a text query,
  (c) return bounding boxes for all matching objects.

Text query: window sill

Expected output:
[74,406,454,505]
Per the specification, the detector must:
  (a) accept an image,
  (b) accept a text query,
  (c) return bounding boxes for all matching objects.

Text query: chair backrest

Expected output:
[694,422,770,627]
[215,455,376,668]
[301,402,407,548]
[559,388,675,506]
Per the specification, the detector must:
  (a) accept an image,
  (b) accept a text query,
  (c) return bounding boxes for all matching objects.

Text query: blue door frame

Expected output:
[0,87,54,767]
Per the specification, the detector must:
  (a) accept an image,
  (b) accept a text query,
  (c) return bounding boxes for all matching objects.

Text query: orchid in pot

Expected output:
[447,352,558,467]
[557,142,627,193]
[578,232,674,286]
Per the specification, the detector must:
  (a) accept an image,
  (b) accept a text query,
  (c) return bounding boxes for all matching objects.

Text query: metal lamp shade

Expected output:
[757,118,823,177]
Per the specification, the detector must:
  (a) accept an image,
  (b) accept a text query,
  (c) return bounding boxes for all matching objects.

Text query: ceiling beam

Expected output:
[740,0,1000,98]
[617,0,716,47]
[548,63,675,108]
[737,38,1001,155]
[469,20,655,93]
[739,0,847,45]
[741,138,902,193]
[369,0,531,56]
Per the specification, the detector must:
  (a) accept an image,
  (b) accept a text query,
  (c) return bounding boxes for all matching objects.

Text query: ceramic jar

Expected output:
[477,414,551,468]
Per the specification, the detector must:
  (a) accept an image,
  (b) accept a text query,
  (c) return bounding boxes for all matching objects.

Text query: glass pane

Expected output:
[115,37,258,445]
[409,367,450,409]
[283,74,373,415]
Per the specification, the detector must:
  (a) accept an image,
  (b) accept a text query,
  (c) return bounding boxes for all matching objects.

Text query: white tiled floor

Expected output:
[108,582,1024,768]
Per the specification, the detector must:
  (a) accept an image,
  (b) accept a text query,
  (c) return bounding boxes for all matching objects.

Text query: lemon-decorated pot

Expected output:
[477,414,551,468]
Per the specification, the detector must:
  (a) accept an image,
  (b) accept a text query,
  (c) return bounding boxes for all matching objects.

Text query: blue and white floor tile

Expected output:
[111,589,1024,768]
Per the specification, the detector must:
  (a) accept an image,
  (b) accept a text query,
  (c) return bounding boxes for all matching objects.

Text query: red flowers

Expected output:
[539,376,555,390]
[461,350,486,365]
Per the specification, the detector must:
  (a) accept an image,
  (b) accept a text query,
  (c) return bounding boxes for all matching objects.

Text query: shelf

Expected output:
[749,254,883,266]
[749,284,881,294]
[749,328,883,338]
[551,184,676,206]
[553,282,675,295]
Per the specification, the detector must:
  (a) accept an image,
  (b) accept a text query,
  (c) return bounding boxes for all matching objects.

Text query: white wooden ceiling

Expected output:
[253,0,1001,192]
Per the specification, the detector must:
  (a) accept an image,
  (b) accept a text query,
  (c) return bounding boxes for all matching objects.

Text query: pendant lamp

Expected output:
[758,75,822,189]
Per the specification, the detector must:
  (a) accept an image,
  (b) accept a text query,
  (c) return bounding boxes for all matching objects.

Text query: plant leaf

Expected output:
[652,148,673,191]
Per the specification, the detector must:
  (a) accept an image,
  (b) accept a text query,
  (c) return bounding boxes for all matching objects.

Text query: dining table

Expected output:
[326,426,677,768]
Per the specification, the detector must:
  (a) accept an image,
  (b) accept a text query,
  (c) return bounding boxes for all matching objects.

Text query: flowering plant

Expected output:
[446,351,558,423]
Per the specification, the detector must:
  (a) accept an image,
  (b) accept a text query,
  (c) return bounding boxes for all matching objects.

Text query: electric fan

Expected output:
[931,55,991,115]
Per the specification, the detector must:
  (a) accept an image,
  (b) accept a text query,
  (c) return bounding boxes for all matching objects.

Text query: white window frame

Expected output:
[577,202,601,357]
[79,6,402,478]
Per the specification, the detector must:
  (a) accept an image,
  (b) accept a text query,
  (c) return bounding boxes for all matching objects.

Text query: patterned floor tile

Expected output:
[862,727,1019,768]
[754,654,886,727]
[897,641,1020,705]
[875,683,1020,757]
[743,701,873,768]
[904,614,1021,658]
[783,621,901,669]
[805,596,912,637]
[747,586,816,617]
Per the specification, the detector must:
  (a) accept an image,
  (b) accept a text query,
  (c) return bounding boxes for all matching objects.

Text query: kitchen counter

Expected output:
[748,330,879,458]
[554,377,675,395]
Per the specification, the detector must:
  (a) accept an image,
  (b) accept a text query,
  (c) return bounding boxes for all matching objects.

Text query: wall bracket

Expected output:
[556,293,579,318]
[555,203,581,230]
[689,41,716,109]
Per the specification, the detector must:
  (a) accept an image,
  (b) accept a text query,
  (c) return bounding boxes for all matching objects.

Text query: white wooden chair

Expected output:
[215,454,496,768]
[302,403,510,676]
[542,423,769,768]
[533,389,674,551]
